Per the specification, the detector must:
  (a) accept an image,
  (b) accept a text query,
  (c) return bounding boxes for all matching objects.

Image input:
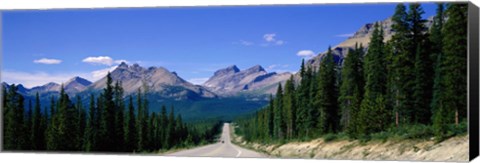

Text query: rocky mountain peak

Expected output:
[213,65,240,76]
[204,64,290,96]
[90,62,216,100]
[245,65,265,73]
[64,76,92,93]
[118,61,129,69]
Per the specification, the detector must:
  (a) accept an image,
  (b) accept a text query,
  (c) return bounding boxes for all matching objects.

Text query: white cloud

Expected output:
[33,58,62,64]
[188,78,209,85]
[263,33,277,42]
[91,66,118,81]
[82,56,128,66]
[1,70,87,88]
[297,50,316,58]
[335,33,354,37]
[262,33,285,46]
[82,56,114,65]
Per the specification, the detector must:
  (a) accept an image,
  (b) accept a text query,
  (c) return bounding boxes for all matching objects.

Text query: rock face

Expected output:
[89,62,216,100]
[204,65,292,96]
[64,76,92,93]
[30,82,61,94]
[28,77,92,94]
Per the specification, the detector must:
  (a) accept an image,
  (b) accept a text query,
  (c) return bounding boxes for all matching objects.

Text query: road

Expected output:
[167,123,266,158]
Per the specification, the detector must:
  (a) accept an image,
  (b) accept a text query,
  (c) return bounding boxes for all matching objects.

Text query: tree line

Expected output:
[3,73,223,152]
[235,3,467,143]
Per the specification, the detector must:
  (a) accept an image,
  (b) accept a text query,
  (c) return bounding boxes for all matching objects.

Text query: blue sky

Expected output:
[2,3,436,88]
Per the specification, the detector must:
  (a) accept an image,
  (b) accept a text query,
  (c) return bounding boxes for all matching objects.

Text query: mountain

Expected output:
[88,62,216,100]
[28,76,92,95]
[203,65,291,96]
[30,82,61,94]
[2,82,29,95]
[64,76,92,93]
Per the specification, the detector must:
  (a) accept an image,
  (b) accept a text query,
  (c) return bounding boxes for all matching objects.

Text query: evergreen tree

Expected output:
[166,106,176,148]
[273,84,284,140]
[359,23,389,134]
[84,94,97,151]
[314,47,340,134]
[113,81,125,151]
[32,92,45,150]
[25,99,33,149]
[409,3,432,124]
[389,3,414,126]
[339,44,365,137]
[125,96,137,151]
[160,105,168,149]
[283,76,296,139]
[432,3,467,137]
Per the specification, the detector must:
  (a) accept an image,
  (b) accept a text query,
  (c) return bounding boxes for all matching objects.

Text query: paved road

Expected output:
[167,123,266,158]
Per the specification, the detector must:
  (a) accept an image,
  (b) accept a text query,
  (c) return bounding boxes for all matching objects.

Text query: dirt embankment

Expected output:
[231,133,468,161]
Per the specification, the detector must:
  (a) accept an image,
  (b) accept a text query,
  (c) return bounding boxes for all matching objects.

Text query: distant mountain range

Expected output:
[203,65,291,96]
[3,62,290,101]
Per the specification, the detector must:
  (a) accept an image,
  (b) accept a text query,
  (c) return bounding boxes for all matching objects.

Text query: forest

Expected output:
[2,73,223,152]
[235,3,468,143]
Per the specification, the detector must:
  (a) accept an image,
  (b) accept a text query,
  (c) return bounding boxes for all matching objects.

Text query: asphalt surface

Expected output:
[166,123,266,158]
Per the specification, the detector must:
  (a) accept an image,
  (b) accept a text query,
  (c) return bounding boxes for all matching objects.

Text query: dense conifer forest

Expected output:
[2,73,223,152]
[235,3,468,143]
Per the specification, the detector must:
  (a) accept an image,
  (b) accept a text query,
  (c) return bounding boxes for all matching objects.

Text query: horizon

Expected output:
[2,3,437,88]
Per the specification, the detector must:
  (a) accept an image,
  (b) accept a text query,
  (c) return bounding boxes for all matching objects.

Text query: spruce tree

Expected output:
[389,3,414,126]
[409,3,432,124]
[273,84,284,140]
[25,99,33,149]
[359,23,388,135]
[84,94,97,151]
[283,76,296,139]
[314,47,340,134]
[32,92,44,150]
[125,96,137,151]
[432,3,468,137]
[339,44,364,137]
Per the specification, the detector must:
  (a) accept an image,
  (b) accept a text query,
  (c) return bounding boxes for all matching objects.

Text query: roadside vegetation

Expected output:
[235,3,468,145]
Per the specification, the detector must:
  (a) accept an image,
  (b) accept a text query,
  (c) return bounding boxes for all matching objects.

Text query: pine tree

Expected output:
[125,96,137,151]
[32,92,45,150]
[283,76,296,139]
[160,105,168,149]
[166,106,176,148]
[432,3,468,137]
[84,94,97,151]
[339,44,365,137]
[389,3,414,126]
[113,81,125,151]
[98,72,116,151]
[409,3,432,124]
[295,59,309,138]
[359,23,389,135]
[25,99,33,149]
[315,47,340,134]
[136,88,144,151]
[4,84,27,150]
[273,84,284,140]
[46,96,59,150]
